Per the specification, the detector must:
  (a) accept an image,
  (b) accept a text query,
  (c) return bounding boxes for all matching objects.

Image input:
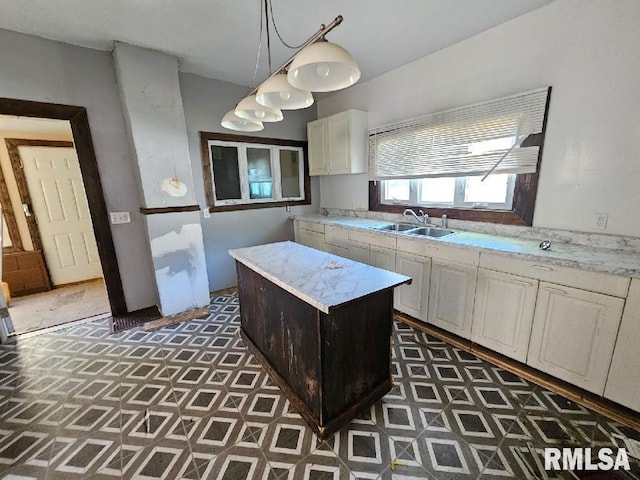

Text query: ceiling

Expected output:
[0,0,554,88]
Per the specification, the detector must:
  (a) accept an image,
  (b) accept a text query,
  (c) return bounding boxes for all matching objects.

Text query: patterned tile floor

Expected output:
[0,291,638,479]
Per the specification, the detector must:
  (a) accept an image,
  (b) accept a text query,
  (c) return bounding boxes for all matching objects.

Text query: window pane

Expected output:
[465,174,509,203]
[419,177,455,203]
[279,149,301,198]
[211,145,241,200]
[247,147,273,199]
[384,179,410,201]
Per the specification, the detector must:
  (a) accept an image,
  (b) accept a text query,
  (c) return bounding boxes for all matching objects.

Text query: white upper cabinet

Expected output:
[471,269,538,362]
[428,260,478,339]
[527,282,625,395]
[307,110,368,176]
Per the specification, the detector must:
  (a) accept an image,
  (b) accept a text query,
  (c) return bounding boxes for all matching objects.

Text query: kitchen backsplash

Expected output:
[321,208,640,253]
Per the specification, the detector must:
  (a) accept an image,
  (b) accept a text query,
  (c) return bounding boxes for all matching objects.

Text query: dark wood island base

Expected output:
[236,261,396,439]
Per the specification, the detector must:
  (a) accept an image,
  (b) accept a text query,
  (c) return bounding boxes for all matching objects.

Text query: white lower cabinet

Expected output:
[394,252,430,321]
[347,240,370,264]
[471,269,538,362]
[605,278,640,411]
[428,260,477,339]
[297,229,326,251]
[526,282,625,395]
[369,246,396,271]
[326,244,349,258]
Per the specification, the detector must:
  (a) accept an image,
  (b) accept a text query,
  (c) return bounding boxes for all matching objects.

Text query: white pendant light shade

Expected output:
[235,95,283,122]
[287,41,361,92]
[256,74,314,110]
[221,110,264,132]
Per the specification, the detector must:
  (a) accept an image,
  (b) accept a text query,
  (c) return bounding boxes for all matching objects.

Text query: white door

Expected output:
[527,282,624,395]
[19,146,102,286]
[428,260,477,339]
[471,269,538,362]
[394,252,430,321]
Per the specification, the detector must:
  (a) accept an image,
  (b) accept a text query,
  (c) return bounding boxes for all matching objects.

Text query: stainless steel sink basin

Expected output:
[374,223,419,232]
[407,227,455,238]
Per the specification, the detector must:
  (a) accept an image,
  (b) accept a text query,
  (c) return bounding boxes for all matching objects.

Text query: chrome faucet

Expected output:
[403,208,428,225]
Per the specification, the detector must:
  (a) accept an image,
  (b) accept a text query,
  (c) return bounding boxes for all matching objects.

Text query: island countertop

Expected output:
[229,241,411,314]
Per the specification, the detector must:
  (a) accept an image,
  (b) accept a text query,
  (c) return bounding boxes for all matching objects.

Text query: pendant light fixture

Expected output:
[221,2,360,132]
[235,95,283,122]
[221,110,264,132]
[256,73,314,110]
[287,40,361,92]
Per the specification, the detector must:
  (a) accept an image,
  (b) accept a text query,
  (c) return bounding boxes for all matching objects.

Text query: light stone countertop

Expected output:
[295,214,640,278]
[229,241,411,314]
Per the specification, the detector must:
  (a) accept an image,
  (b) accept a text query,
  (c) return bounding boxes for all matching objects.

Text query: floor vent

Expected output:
[110,306,161,333]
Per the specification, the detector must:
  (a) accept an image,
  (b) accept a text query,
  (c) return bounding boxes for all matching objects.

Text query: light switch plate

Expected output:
[110,211,131,224]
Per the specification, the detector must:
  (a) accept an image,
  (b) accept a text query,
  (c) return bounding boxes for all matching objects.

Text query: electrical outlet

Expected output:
[202,208,211,219]
[594,213,608,230]
[110,211,131,224]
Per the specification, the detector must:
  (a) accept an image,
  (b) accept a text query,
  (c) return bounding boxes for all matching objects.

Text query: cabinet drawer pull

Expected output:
[532,264,553,271]
[545,286,567,295]
[514,280,533,287]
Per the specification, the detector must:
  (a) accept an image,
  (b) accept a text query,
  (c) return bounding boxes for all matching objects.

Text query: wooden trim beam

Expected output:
[140,205,201,215]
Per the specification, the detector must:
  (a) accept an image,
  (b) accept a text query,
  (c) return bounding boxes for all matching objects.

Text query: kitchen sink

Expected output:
[374,223,419,232]
[407,227,455,237]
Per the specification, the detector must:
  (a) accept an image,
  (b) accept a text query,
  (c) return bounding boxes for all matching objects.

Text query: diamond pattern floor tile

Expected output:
[0,290,638,479]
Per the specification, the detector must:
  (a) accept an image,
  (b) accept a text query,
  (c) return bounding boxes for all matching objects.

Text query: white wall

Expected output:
[180,73,320,291]
[317,0,640,237]
[0,28,157,311]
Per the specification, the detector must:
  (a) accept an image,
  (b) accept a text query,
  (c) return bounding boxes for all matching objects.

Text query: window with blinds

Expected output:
[369,87,550,180]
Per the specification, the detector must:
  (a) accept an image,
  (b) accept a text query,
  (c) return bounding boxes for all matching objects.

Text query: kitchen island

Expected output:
[229,241,410,439]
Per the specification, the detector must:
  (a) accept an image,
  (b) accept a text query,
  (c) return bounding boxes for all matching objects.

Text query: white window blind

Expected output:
[369,87,550,180]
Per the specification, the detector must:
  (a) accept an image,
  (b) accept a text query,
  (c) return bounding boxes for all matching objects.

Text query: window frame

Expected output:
[370,169,541,225]
[200,132,310,212]
[369,89,551,226]
[380,175,516,211]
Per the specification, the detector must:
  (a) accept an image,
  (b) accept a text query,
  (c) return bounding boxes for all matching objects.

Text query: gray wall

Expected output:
[0,28,157,311]
[179,72,320,291]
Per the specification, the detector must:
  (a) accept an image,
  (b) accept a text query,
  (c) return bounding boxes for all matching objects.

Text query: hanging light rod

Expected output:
[225,12,360,131]
[246,15,344,98]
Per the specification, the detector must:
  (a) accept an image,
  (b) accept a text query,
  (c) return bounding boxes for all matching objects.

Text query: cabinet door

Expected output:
[394,252,430,321]
[471,269,538,362]
[307,119,327,175]
[297,229,326,251]
[326,243,349,258]
[428,260,477,339]
[605,278,640,411]
[369,246,396,272]
[327,112,350,174]
[527,282,624,395]
[348,240,369,264]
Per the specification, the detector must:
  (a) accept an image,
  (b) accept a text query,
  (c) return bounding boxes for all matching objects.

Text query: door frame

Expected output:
[0,98,127,315]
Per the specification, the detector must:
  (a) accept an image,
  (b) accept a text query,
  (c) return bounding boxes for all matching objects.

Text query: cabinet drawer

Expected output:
[348,230,396,249]
[325,225,349,248]
[298,220,325,233]
[479,253,629,298]
[397,237,479,266]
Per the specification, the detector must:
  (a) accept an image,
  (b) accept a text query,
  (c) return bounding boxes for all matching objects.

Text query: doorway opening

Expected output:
[0,98,127,335]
